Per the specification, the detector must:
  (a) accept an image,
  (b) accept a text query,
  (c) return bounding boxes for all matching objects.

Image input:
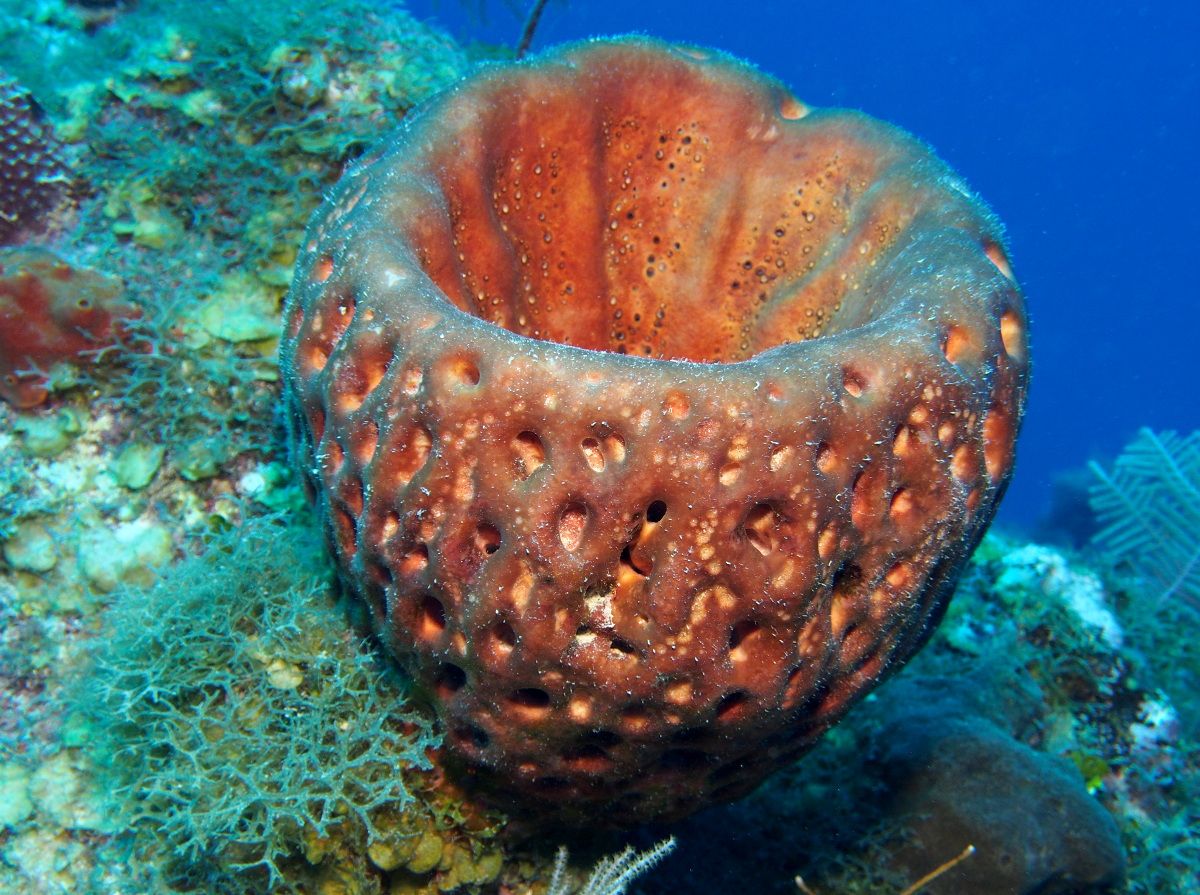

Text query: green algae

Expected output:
[1,521,57,574]
[73,514,507,893]
[112,443,166,490]
[0,7,484,892]
[12,409,84,459]
[0,764,33,830]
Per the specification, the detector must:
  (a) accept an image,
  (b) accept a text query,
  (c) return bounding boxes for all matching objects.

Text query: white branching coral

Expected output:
[546,838,676,895]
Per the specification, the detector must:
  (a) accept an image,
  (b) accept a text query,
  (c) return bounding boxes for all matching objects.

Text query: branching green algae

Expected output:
[79,515,506,893]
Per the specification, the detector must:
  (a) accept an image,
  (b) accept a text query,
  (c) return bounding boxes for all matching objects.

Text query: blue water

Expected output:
[405,0,1200,530]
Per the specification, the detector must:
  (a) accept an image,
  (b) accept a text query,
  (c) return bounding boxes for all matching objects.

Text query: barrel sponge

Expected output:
[281,37,1030,824]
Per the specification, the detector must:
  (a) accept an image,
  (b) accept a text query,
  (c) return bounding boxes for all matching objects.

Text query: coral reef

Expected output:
[1088,429,1200,739]
[629,533,1196,895]
[0,0,468,470]
[0,72,73,245]
[82,515,504,893]
[545,838,675,895]
[869,674,1126,894]
[0,247,137,407]
[1090,428,1200,612]
[0,0,1196,892]
[282,36,1030,823]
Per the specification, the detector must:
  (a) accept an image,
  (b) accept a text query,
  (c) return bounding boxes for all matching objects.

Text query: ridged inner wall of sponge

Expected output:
[406,61,917,362]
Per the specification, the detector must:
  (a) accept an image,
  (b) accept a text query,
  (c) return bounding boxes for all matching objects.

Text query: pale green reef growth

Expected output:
[81,516,441,893]
[11,409,84,460]
[1,521,57,575]
[1,0,470,473]
[111,443,166,490]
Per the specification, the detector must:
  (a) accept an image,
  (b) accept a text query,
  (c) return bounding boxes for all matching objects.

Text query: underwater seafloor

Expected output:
[1,1,1199,893]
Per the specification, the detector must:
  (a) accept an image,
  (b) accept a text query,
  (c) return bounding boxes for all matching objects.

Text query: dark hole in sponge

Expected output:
[728,620,763,664]
[509,687,551,708]
[620,543,652,577]
[492,620,517,648]
[715,690,750,721]
[831,561,864,597]
[610,637,637,656]
[419,594,446,639]
[728,620,760,652]
[435,662,466,697]
[453,725,489,750]
[473,523,501,556]
[560,744,613,772]
[367,558,393,586]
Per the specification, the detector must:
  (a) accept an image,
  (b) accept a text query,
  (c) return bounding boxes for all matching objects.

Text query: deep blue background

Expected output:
[404,0,1200,531]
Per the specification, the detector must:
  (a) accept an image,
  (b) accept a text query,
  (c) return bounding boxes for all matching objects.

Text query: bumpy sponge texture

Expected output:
[0,73,72,245]
[282,37,1030,824]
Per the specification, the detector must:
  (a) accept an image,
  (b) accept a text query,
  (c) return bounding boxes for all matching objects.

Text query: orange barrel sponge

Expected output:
[282,37,1030,825]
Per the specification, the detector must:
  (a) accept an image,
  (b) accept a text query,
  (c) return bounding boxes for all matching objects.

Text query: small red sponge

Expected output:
[0,248,135,407]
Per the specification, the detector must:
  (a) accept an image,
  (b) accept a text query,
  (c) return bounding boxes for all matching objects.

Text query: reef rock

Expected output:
[871,675,1126,895]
